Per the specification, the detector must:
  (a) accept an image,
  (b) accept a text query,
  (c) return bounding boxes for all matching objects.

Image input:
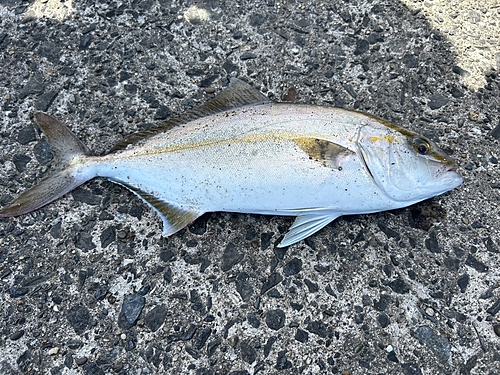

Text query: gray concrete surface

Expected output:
[0,0,499,374]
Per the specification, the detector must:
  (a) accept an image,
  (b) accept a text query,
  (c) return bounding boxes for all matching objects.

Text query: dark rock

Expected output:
[193,328,212,350]
[387,350,399,363]
[414,326,450,363]
[247,313,260,328]
[17,126,37,145]
[273,245,287,260]
[9,330,24,340]
[305,320,329,338]
[388,278,410,294]
[71,188,101,205]
[486,299,500,315]
[188,214,210,235]
[494,325,500,337]
[304,279,319,293]
[199,75,218,88]
[160,249,175,262]
[60,66,76,76]
[154,105,171,120]
[264,336,276,358]
[377,222,400,240]
[401,362,422,375]
[75,357,87,366]
[240,52,257,60]
[181,324,198,341]
[249,13,265,27]
[64,353,73,368]
[402,54,418,68]
[343,83,357,99]
[267,288,282,298]
[163,267,173,283]
[283,258,302,276]
[17,350,31,373]
[12,154,31,173]
[221,242,243,272]
[294,328,308,342]
[124,84,137,94]
[457,274,469,293]
[9,287,28,298]
[236,272,254,301]
[425,231,441,253]
[74,232,96,251]
[207,339,221,357]
[35,90,58,111]
[377,313,390,328]
[260,232,273,250]
[465,254,488,272]
[118,294,145,329]
[266,309,285,330]
[33,139,52,165]
[67,339,83,350]
[19,78,45,99]
[354,39,369,55]
[261,273,283,294]
[275,350,292,370]
[100,226,116,248]
[491,123,500,139]
[240,340,257,364]
[374,294,391,311]
[484,237,498,253]
[145,304,167,332]
[67,305,90,335]
[428,94,449,110]
[79,35,93,50]
[222,60,239,74]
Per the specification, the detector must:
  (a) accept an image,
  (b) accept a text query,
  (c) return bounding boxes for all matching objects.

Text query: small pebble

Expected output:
[469,111,479,121]
[462,217,470,225]
[48,347,60,356]
[205,87,216,94]
[75,357,87,366]
[120,333,127,340]
[494,324,500,337]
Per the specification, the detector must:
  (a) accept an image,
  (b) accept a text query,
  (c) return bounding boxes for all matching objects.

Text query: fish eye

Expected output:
[413,139,431,155]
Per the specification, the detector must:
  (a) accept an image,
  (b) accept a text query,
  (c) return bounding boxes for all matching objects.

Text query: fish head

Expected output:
[356,118,463,203]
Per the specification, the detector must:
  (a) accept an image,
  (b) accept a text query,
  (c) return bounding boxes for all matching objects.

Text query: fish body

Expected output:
[0,79,463,247]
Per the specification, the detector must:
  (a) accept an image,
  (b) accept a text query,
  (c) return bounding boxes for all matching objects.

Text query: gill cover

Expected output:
[356,123,445,202]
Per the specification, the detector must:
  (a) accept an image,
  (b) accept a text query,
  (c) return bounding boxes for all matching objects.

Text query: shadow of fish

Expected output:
[0,79,463,247]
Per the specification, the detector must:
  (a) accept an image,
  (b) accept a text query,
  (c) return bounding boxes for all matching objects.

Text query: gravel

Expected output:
[0,0,499,374]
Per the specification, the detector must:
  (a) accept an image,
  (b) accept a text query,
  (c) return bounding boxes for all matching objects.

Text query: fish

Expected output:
[0,78,463,247]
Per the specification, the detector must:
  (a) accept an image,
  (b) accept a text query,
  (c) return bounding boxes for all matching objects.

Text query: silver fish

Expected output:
[0,79,463,247]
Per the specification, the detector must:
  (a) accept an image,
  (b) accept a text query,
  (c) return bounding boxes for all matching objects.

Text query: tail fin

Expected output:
[0,113,93,217]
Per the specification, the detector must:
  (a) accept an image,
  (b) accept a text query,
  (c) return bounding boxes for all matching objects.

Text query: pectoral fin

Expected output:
[294,138,354,169]
[278,213,341,247]
[119,183,203,237]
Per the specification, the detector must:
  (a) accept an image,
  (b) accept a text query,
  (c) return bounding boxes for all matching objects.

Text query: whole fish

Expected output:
[0,79,463,247]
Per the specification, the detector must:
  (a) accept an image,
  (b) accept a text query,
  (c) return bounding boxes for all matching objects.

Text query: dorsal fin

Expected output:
[109,78,270,153]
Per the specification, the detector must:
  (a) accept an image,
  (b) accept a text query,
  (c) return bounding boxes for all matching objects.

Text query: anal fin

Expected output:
[120,184,203,237]
[278,213,341,247]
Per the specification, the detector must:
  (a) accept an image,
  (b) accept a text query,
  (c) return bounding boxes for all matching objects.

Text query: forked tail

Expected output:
[0,113,94,217]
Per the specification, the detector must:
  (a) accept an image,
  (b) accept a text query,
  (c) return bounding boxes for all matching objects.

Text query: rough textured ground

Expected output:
[1,0,499,374]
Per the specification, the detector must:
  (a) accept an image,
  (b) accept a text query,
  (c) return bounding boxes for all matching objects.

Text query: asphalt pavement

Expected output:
[0,0,499,374]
